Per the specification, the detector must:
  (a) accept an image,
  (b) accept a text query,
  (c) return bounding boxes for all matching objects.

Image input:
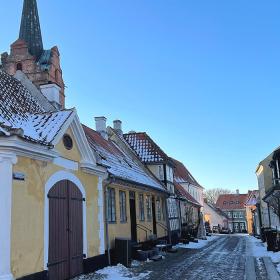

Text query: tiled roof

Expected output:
[172,158,203,189]
[0,70,72,145]
[245,190,259,206]
[83,125,167,192]
[216,193,249,210]
[123,132,169,163]
[175,182,201,207]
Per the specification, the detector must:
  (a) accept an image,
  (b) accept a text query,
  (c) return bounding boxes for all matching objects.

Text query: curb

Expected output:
[263,257,280,280]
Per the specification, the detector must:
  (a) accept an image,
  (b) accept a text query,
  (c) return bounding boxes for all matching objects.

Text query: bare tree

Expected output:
[204,188,234,205]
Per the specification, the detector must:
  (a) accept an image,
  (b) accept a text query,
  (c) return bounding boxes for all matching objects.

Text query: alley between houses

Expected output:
[77,235,275,280]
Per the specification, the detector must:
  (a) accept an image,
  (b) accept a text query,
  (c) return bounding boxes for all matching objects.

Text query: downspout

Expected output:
[104,175,115,266]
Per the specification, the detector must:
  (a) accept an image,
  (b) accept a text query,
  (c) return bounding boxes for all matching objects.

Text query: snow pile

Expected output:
[247,236,280,272]
[175,235,219,250]
[76,264,150,280]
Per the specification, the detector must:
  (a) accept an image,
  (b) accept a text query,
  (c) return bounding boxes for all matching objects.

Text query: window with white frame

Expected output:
[107,188,116,222]
[119,191,127,222]
[146,195,152,221]
[162,198,166,220]
[139,194,145,221]
[233,212,238,218]
[156,197,161,221]
[239,212,243,218]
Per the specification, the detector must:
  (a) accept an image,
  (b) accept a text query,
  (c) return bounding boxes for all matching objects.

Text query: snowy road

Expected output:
[78,235,277,280]
[140,235,247,280]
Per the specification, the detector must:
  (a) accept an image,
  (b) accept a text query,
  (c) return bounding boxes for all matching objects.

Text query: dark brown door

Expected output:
[48,180,84,280]
[152,197,157,236]
[129,191,137,242]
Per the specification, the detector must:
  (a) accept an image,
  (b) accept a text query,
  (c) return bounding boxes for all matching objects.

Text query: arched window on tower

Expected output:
[55,69,60,83]
[16,63,23,71]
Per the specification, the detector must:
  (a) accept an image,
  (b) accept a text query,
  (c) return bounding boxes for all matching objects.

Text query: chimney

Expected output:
[236,189,239,195]
[40,84,61,109]
[95,117,108,140]
[113,120,123,136]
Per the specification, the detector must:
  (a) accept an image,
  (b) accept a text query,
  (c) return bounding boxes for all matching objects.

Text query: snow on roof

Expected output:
[0,70,72,145]
[245,190,259,206]
[175,181,201,207]
[123,132,169,163]
[171,158,203,189]
[83,125,167,192]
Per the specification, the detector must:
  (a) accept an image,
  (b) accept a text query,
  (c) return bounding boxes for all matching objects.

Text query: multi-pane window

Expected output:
[239,212,243,218]
[161,198,166,220]
[139,194,145,221]
[146,195,152,221]
[233,212,238,218]
[119,191,127,222]
[156,198,161,221]
[228,212,232,218]
[107,188,116,222]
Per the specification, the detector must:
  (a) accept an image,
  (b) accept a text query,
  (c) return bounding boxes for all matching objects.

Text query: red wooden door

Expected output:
[48,180,84,280]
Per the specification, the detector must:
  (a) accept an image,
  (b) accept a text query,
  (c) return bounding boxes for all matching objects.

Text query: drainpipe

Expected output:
[104,175,115,266]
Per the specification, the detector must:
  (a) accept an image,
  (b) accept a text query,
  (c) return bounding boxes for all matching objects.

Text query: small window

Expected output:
[16,63,23,71]
[55,69,60,82]
[107,188,116,222]
[119,191,127,222]
[139,194,145,221]
[161,198,166,220]
[223,201,227,205]
[63,134,73,150]
[156,197,161,221]
[146,195,152,221]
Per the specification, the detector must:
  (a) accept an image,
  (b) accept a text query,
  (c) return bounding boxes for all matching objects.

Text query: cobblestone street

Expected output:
[136,235,247,280]
[78,235,274,280]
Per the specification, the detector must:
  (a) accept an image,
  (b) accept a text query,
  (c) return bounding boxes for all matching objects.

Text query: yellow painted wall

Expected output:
[246,205,255,234]
[55,128,82,162]
[11,155,100,279]
[106,184,168,249]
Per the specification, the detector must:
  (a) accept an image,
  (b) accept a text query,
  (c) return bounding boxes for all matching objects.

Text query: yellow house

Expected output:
[0,70,107,280]
[83,119,170,255]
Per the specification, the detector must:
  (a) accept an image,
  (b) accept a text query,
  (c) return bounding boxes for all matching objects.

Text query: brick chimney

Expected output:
[95,117,108,140]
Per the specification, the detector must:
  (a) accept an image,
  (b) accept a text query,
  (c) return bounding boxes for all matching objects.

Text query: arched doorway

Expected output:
[48,180,84,280]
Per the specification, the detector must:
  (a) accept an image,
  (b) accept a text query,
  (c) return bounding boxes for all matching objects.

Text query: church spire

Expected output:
[19,0,44,59]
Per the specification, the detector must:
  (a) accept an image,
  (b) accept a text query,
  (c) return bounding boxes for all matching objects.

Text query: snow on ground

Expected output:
[174,234,219,249]
[247,235,280,272]
[76,263,151,280]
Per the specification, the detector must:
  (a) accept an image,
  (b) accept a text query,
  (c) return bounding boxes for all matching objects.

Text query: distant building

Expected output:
[216,190,248,233]
[204,202,228,231]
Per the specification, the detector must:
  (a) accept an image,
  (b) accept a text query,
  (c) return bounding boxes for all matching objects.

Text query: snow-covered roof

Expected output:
[175,182,201,207]
[83,125,167,192]
[245,190,259,206]
[172,158,204,189]
[0,70,72,145]
[123,132,170,163]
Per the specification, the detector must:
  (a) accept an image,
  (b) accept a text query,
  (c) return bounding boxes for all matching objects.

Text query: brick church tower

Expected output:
[1,0,65,108]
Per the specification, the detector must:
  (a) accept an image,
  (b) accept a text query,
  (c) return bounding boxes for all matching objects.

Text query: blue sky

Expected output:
[1,1,280,193]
